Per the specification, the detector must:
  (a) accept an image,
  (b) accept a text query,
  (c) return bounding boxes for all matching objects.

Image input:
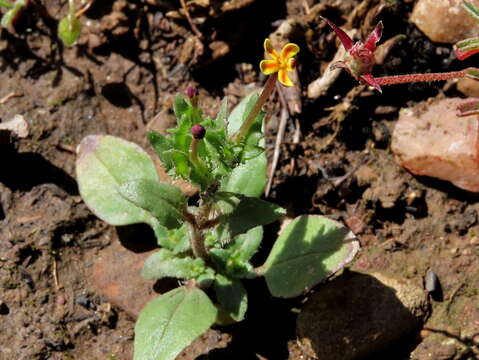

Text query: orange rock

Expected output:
[391,98,479,192]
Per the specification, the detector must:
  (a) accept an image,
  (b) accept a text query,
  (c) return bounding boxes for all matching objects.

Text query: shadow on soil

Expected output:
[1,144,78,195]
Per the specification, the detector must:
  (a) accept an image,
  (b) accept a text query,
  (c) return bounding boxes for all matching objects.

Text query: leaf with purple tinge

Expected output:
[262,215,359,298]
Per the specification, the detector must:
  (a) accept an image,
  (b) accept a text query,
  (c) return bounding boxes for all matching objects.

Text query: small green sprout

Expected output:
[76,41,359,360]
[0,0,28,30]
[58,0,88,47]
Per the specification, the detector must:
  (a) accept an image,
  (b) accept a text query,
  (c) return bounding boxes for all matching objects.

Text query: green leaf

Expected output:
[58,15,81,46]
[220,154,267,197]
[231,225,263,262]
[463,1,479,21]
[161,223,191,253]
[118,179,186,229]
[76,135,160,228]
[213,274,247,322]
[216,192,285,238]
[215,97,228,127]
[208,227,261,279]
[142,249,214,281]
[262,215,360,298]
[134,287,217,360]
[221,92,267,197]
[226,92,259,134]
[148,131,174,169]
[0,0,25,28]
[173,94,189,118]
[0,1,13,9]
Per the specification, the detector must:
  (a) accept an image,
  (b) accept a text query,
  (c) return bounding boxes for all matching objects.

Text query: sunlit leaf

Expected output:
[262,215,359,298]
[134,287,217,360]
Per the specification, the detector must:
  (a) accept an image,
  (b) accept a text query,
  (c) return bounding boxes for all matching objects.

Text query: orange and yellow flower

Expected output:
[259,38,299,87]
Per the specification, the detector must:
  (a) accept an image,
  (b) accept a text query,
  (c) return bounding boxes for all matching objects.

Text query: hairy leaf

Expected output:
[118,179,186,229]
[213,274,248,322]
[76,135,160,227]
[262,215,359,298]
[142,249,214,281]
[216,192,285,237]
[134,287,217,360]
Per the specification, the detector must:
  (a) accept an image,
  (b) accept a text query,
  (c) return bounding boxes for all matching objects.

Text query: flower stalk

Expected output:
[374,69,475,86]
[234,73,277,142]
[233,38,299,143]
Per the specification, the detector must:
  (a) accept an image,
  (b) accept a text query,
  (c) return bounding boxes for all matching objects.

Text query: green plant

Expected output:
[76,39,359,360]
[0,0,89,46]
[57,0,82,46]
[0,0,28,29]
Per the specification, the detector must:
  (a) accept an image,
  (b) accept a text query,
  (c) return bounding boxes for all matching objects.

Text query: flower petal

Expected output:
[360,74,382,93]
[278,69,294,87]
[264,38,279,60]
[280,43,300,61]
[321,16,353,51]
[260,60,279,75]
[286,58,297,72]
[364,21,383,52]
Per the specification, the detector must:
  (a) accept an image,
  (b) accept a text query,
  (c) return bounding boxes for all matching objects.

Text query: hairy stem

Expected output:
[375,69,473,86]
[233,73,277,143]
[188,222,209,260]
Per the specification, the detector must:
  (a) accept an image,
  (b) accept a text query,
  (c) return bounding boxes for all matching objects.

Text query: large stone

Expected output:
[391,98,479,192]
[90,233,159,319]
[89,231,230,358]
[294,271,428,360]
[411,0,479,43]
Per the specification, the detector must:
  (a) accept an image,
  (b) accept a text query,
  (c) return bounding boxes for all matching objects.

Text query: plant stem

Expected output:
[0,1,13,9]
[187,222,209,261]
[183,204,211,261]
[234,73,277,143]
[190,137,201,166]
[374,69,472,86]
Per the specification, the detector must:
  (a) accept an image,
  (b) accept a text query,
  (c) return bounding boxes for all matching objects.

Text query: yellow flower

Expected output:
[259,38,299,87]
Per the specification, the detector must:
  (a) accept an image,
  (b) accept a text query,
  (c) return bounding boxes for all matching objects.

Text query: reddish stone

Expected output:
[392,98,479,192]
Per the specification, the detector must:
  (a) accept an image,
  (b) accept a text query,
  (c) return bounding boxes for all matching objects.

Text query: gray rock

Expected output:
[294,271,429,360]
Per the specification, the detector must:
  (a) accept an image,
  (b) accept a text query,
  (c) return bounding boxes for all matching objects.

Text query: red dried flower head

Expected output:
[322,17,383,92]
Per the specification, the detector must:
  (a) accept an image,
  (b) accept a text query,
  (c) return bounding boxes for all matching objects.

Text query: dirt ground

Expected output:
[1,0,478,359]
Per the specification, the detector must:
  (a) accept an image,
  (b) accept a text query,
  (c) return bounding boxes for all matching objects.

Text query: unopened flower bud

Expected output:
[191,124,205,140]
[185,86,198,99]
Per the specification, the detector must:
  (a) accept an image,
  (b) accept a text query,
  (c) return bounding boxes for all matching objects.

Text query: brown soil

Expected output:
[1,0,478,359]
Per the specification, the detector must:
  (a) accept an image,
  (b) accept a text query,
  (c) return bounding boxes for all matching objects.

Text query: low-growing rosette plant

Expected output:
[76,39,359,360]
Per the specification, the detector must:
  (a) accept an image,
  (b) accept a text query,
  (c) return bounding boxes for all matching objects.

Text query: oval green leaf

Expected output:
[221,92,267,197]
[76,135,159,227]
[262,215,359,298]
[118,179,186,229]
[58,15,81,46]
[142,249,214,281]
[134,286,217,360]
[213,274,248,322]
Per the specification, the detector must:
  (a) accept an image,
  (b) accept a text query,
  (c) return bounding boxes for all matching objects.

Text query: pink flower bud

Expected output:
[185,86,198,99]
[191,124,205,140]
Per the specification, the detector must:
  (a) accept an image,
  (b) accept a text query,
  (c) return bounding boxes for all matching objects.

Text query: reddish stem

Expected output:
[233,73,277,143]
[375,69,472,86]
